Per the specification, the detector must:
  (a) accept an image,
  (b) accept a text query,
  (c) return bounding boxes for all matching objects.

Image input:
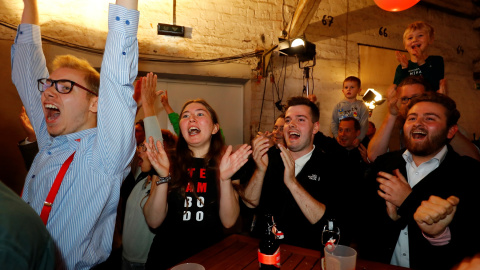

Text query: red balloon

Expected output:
[374,0,420,12]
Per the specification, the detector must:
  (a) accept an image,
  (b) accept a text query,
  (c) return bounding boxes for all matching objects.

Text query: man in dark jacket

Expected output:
[359,92,480,270]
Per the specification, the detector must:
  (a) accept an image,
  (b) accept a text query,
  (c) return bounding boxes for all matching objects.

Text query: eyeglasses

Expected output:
[137,143,147,153]
[37,78,98,96]
[400,94,419,104]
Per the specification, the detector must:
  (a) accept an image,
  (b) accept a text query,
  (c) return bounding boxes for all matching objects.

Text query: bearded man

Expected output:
[359,93,480,270]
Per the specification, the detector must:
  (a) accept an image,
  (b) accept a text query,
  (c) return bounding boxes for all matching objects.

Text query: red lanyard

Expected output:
[40,151,76,225]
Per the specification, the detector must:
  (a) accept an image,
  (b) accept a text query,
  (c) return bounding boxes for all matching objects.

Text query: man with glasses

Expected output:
[367,75,480,162]
[11,0,140,268]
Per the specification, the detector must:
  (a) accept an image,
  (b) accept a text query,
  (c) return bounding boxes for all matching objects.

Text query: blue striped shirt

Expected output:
[11,4,139,269]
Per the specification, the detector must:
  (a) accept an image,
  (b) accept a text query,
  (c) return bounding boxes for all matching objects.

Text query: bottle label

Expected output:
[258,247,281,267]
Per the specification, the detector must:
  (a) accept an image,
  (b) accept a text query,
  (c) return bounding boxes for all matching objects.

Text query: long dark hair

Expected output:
[169,99,225,196]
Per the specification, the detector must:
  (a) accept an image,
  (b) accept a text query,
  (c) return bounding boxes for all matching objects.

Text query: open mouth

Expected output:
[288,131,300,140]
[412,130,427,140]
[188,126,201,135]
[411,44,421,50]
[45,104,60,122]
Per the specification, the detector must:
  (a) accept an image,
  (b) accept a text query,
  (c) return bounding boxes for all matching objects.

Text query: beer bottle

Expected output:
[258,214,280,269]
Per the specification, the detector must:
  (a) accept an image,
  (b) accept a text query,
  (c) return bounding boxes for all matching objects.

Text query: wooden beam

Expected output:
[286,0,322,39]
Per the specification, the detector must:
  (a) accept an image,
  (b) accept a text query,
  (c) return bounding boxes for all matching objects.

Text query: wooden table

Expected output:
[176,234,408,270]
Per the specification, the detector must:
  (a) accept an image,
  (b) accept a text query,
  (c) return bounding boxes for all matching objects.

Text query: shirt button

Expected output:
[32,175,35,178]
[20,31,23,34]
[125,20,130,25]
[48,151,52,155]
[404,232,407,235]
[116,16,120,21]
[403,253,407,256]
[122,52,126,55]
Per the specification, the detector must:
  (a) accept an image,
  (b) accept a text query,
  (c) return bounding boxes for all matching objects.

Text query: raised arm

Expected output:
[94,2,140,174]
[140,73,164,147]
[160,90,175,115]
[141,72,161,118]
[116,0,138,10]
[12,0,49,149]
[450,132,480,162]
[19,106,37,143]
[21,0,39,25]
[367,84,399,162]
[278,144,326,224]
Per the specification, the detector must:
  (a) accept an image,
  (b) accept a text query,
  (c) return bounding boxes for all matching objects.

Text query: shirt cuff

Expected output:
[108,3,140,37]
[423,227,451,246]
[143,115,163,143]
[15,24,42,44]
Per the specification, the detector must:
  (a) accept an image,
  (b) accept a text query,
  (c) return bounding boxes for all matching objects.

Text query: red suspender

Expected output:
[40,151,76,225]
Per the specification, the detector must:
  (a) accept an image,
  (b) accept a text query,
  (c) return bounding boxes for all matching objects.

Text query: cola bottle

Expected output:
[258,214,280,269]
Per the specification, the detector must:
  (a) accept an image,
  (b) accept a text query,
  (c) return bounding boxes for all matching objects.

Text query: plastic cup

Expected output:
[171,263,205,270]
[323,245,357,270]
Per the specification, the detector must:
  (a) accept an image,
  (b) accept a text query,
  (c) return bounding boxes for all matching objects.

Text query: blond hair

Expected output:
[52,55,100,95]
[403,21,434,43]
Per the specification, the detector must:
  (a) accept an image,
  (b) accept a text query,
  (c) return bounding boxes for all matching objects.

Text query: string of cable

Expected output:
[0,20,263,63]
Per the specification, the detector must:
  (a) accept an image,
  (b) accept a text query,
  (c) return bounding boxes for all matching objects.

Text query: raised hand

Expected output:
[145,136,170,177]
[251,133,271,172]
[159,90,175,114]
[386,84,399,116]
[19,106,36,142]
[414,195,459,237]
[377,169,412,207]
[133,79,142,107]
[261,131,275,148]
[395,51,409,69]
[412,46,427,66]
[160,89,169,107]
[219,144,252,181]
[141,72,161,117]
[278,144,296,187]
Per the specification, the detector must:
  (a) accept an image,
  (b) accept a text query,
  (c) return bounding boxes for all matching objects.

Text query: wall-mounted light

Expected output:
[363,88,385,110]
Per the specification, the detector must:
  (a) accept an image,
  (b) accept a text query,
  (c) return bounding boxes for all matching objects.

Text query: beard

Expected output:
[404,127,449,156]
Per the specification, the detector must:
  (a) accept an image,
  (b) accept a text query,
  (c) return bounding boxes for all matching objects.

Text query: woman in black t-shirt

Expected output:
[143,99,251,269]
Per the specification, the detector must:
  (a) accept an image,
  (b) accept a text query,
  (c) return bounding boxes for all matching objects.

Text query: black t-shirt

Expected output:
[393,55,444,91]
[146,158,224,269]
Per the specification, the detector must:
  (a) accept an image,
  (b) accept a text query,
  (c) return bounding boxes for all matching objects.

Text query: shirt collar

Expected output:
[294,145,315,167]
[402,145,448,165]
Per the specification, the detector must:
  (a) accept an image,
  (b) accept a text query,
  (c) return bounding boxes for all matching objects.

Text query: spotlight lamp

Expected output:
[278,36,317,96]
[363,88,385,110]
[291,38,305,47]
[278,37,316,64]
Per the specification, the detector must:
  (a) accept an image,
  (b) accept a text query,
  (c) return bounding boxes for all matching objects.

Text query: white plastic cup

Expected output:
[323,245,357,270]
[171,263,205,270]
